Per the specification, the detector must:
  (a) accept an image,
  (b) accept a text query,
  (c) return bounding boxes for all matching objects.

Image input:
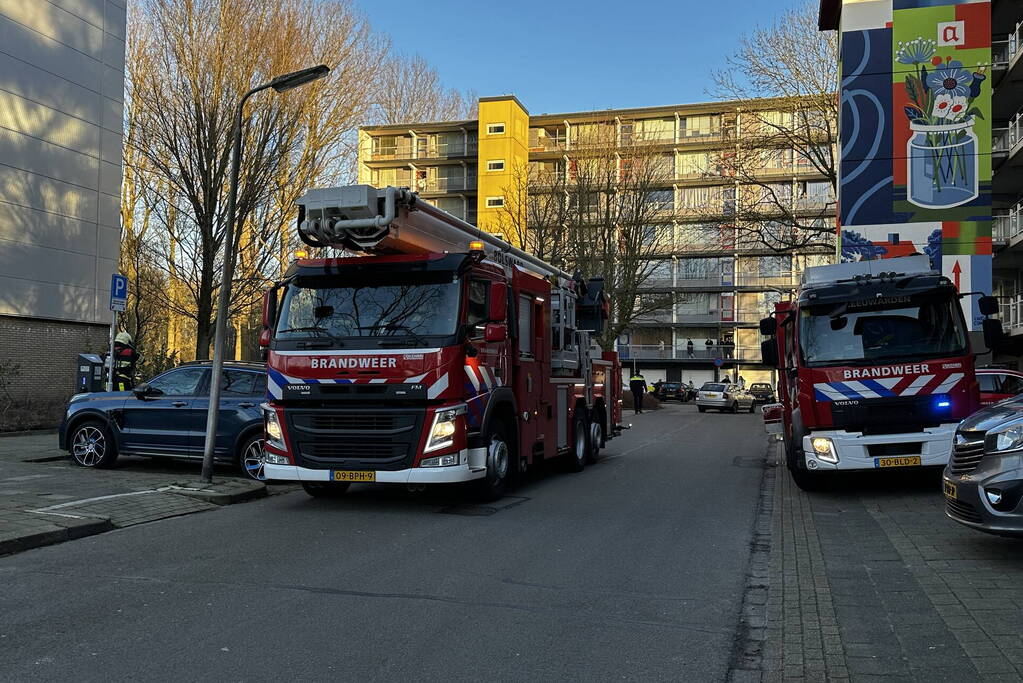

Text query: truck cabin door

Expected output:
[465,277,508,397]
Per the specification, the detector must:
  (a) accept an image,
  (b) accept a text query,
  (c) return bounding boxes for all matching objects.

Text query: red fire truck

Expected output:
[259,184,622,499]
[760,256,1002,490]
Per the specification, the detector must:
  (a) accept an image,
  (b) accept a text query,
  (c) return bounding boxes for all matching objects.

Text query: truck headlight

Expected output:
[424,406,464,453]
[810,437,838,463]
[992,422,1023,453]
[420,453,460,467]
[263,405,287,452]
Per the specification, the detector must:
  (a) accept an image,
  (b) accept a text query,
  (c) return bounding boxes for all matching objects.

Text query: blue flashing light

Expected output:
[937,400,951,408]
[933,394,952,410]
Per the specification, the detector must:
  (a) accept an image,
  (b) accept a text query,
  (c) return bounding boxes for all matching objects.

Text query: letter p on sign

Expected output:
[110,273,128,312]
[938,21,965,47]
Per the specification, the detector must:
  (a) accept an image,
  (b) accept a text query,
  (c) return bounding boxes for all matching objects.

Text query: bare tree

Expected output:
[127,0,388,359]
[374,53,478,124]
[498,160,570,264]
[710,0,838,252]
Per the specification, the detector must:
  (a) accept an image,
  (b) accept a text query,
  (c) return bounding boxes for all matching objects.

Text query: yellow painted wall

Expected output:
[476,97,529,243]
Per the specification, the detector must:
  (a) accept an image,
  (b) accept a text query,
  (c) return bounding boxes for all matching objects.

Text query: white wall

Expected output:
[0,0,125,324]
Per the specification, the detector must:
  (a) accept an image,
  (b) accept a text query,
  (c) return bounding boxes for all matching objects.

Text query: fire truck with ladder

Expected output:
[759,256,1002,490]
[259,184,623,499]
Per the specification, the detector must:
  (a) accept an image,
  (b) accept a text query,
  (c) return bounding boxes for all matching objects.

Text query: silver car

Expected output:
[696,383,755,414]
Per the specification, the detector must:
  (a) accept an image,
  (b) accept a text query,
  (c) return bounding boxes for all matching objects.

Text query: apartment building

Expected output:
[0,1,127,424]
[358,96,836,386]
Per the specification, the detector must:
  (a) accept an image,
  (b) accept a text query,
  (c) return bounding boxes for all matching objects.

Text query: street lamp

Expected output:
[199,64,330,483]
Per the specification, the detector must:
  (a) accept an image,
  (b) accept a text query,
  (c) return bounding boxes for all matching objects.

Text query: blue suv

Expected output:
[59,361,269,480]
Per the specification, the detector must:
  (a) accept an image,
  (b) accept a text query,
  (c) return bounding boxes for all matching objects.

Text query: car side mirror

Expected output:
[132,383,159,399]
[978,295,999,317]
[484,323,508,343]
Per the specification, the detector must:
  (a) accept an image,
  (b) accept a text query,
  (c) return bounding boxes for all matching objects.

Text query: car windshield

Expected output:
[702,383,726,392]
[800,295,967,366]
[276,273,461,347]
[664,383,680,389]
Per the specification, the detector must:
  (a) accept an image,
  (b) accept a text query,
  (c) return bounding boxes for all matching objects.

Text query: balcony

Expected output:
[616,344,762,363]
[369,144,414,161]
[994,112,1023,155]
[418,176,477,193]
[999,297,1023,334]
[420,141,477,159]
[994,201,1023,244]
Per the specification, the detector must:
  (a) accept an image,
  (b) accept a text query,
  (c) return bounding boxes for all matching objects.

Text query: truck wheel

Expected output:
[69,420,118,468]
[474,425,511,501]
[587,417,604,464]
[564,412,588,473]
[302,482,351,497]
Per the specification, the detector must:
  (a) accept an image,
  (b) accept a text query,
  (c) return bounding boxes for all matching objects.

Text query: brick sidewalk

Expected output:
[732,441,1023,683]
[0,432,273,556]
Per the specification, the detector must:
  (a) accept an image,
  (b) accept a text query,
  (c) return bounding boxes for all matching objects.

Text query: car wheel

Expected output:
[698,406,706,413]
[302,482,351,497]
[748,402,756,414]
[731,402,739,414]
[69,420,118,468]
[237,433,267,481]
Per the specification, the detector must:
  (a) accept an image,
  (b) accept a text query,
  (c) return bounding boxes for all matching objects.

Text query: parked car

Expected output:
[58,361,269,480]
[748,382,776,404]
[696,382,755,413]
[944,394,1023,536]
[976,368,1023,407]
[656,382,686,402]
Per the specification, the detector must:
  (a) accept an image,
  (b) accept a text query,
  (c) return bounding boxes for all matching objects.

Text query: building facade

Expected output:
[822,0,1022,363]
[0,0,126,426]
[358,96,836,386]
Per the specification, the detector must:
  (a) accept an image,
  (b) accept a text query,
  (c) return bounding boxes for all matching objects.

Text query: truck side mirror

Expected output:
[760,339,778,367]
[489,282,507,321]
[262,288,278,328]
[759,317,776,336]
[978,295,999,317]
[258,328,272,349]
[983,317,1004,351]
[484,323,508,343]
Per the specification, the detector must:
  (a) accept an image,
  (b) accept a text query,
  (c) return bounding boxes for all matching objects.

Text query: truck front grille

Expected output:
[949,431,986,475]
[286,407,424,471]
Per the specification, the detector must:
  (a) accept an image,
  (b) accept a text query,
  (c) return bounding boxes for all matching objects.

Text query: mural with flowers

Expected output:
[896,37,986,208]
[837,0,992,330]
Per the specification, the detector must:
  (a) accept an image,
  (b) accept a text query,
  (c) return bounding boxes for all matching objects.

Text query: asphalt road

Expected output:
[0,403,767,682]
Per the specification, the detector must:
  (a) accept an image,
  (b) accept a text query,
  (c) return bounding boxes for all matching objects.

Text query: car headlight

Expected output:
[263,405,287,453]
[424,405,465,454]
[810,437,838,463]
[991,421,1023,453]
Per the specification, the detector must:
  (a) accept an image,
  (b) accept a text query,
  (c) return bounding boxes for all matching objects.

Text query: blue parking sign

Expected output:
[110,273,128,312]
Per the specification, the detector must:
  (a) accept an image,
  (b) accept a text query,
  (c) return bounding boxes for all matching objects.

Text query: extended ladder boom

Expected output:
[297,184,572,281]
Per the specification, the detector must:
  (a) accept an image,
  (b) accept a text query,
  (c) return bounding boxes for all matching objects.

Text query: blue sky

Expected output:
[356,0,791,115]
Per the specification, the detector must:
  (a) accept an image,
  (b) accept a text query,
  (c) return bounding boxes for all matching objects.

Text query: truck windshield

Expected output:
[276,274,461,346]
[800,296,967,366]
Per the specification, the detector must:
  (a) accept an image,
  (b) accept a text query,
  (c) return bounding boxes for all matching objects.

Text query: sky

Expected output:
[356,0,794,115]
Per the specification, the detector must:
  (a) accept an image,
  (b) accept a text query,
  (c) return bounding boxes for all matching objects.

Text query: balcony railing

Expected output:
[999,297,1023,333]
[994,113,1023,154]
[994,201,1023,242]
[370,145,414,160]
[993,24,1023,67]
[369,141,476,160]
[418,176,477,192]
[616,344,762,362]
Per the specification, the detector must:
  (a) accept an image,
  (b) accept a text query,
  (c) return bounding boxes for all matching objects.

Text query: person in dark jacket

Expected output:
[629,373,647,414]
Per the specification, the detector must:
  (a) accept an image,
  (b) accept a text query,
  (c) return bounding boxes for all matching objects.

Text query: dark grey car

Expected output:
[58,362,269,480]
[944,395,1023,535]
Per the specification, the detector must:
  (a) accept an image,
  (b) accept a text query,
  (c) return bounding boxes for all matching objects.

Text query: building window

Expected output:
[487,123,505,135]
[485,196,505,208]
[487,159,505,172]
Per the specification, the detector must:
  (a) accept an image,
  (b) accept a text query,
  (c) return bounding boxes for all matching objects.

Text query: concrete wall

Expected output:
[0,0,126,325]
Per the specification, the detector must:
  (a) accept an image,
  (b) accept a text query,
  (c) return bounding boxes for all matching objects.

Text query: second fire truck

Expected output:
[259,184,622,499]
[760,256,1002,490]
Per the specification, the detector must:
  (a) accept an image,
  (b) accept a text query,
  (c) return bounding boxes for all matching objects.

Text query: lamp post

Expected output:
[200,64,329,484]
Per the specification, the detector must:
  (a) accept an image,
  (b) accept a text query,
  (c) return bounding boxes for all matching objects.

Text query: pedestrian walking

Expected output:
[658,340,665,358]
[110,331,139,391]
[738,375,746,388]
[705,338,713,357]
[687,338,695,358]
[629,372,647,414]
